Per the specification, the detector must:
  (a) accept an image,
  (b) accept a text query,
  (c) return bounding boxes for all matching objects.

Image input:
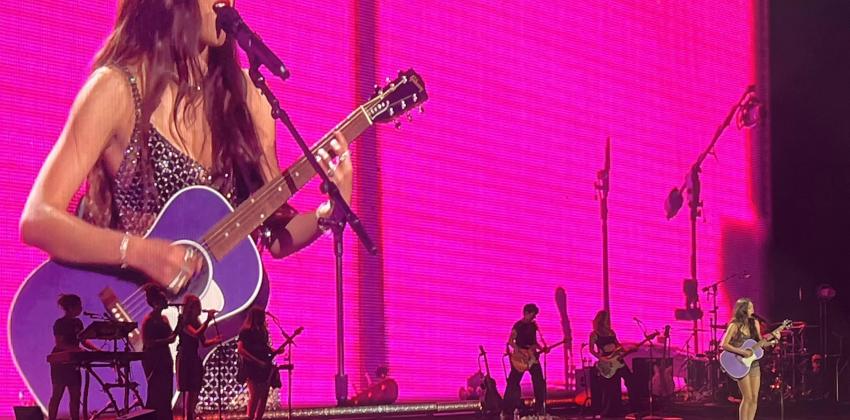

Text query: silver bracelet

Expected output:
[316,201,333,233]
[119,232,131,269]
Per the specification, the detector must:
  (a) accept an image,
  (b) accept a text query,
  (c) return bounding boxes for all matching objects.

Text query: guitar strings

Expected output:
[202,112,361,253]
[202,81,403,252]
[203,92,402,252]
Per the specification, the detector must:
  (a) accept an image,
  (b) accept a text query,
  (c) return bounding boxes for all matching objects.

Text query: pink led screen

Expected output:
[0,0,765,410]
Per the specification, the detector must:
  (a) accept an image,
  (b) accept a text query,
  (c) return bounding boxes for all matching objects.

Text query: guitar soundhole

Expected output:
[184,261,210,297]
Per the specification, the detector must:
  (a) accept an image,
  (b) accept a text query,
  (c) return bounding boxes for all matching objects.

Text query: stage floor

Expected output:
[187,400,849,419]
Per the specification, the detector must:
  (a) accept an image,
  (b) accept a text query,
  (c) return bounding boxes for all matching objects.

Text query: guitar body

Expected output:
[594,332,659,379]
[720,339,765,379]
[8,186,266,413]
[596,358,625,379]
[509,348,538,372]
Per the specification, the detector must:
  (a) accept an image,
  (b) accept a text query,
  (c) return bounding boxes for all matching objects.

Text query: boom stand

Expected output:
[665,86,762,355]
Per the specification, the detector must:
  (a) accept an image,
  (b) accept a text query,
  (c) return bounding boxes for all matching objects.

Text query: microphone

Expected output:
[633,317,644,325]
[214,4,289,80]
[737,86,764,128]
[479,345,486,356]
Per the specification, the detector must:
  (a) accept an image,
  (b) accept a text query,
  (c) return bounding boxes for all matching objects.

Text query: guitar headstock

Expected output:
[362,69,428,126]
[776,319,792,331]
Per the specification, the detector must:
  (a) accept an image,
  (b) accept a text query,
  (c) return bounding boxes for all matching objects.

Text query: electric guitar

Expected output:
[509,339,567,372]
[720,319,790,379]
[596,331,659,379]
[9,70,428,412]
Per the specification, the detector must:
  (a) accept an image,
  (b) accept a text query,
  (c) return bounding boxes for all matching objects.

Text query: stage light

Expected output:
[816,284,836,302]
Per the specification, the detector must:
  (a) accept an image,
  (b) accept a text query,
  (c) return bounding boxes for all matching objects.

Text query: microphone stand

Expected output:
[635,319,661,419]
[268,312,300,420]
[244,52,377,407]
[209,312,223,420]
[595,137,611,314]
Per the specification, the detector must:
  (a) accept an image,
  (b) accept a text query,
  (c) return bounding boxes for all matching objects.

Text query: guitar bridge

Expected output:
[99,287,142,351]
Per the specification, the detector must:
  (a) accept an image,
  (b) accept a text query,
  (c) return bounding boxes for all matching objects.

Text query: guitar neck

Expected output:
[749,324,787,351]
[202,107,373,260]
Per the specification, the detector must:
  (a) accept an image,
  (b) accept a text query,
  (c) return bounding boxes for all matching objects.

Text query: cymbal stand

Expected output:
[706,283,720,401]
[210,314,223,420]
[681,334,693,401]
[268,312,301,419]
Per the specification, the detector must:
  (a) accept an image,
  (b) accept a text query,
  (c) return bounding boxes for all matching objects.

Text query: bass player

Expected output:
[588,310,638,417]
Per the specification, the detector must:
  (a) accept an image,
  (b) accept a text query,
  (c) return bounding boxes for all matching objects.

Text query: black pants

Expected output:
[502,363,546,415]
[591,364,637,416]
[143,351,174,420]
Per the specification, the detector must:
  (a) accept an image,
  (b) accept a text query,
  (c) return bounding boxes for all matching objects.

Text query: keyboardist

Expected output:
[47,294,99,420]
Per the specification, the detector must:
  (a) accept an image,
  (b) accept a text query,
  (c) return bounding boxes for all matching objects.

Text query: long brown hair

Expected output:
[593,310,612,335]
[240,306,269,343]
[92,0,265,209]
[731,297,756,337]
[182,294,202,325]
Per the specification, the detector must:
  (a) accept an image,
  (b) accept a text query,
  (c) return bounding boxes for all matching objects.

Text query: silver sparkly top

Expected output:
[83,68,236,235]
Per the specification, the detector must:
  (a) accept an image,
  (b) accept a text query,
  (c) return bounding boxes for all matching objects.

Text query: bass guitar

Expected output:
[9,70,428,412]
[719,319,790,379]
[596,331,659,379]
[509,339,566,372]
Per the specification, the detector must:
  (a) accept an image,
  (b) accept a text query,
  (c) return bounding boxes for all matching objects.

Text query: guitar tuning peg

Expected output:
[407,114,414,122]
[401,100,407,109]
[388,107,395,117]
[394,120,402,130]
[418,105,425,114]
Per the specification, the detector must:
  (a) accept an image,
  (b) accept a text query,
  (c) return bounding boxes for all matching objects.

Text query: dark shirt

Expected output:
[52,317,84,351]
[177,320,204,361]
[142,312,173,352]
[594,333,619,357]
[238,329,273,361]
[513,320,538,349]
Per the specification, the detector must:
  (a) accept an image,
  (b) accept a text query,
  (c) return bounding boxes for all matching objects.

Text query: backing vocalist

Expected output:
[176,294,222,420]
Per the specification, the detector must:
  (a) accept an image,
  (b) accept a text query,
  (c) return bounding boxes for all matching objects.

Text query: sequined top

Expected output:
[82,68,237,235]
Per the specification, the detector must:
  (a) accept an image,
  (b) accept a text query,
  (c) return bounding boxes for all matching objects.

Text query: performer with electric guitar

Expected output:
[237,307,284,420]
[719,298,783,420]
[588,310,641,417]
[503,304,554,417]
